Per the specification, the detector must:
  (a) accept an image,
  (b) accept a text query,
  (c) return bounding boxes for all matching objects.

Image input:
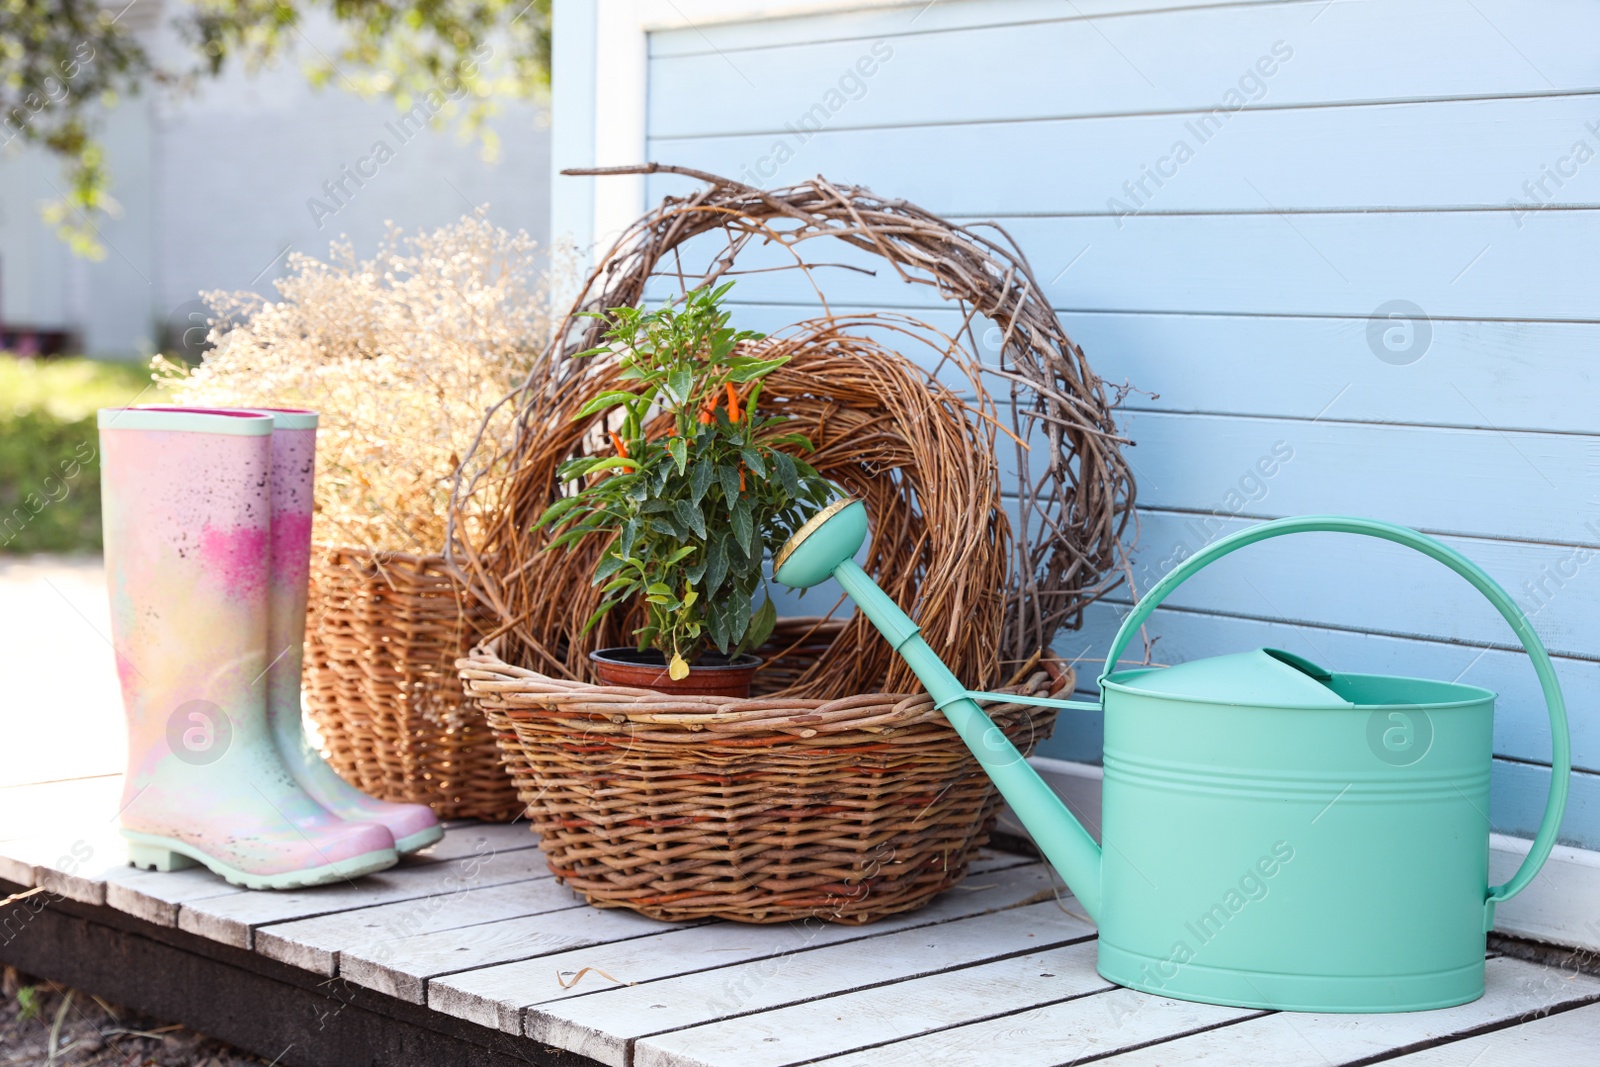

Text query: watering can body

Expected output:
[1096,656,1496,1011]
[774,504,1571,1013]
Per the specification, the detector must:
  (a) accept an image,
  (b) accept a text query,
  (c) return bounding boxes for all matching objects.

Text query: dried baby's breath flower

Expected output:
[155,212,573,554]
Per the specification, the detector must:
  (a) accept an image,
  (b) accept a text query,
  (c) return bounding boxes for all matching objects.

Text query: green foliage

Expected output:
[0,355,149,553]
[536,283,832,674]
[1,1,551,255]
[15,985,40,1022]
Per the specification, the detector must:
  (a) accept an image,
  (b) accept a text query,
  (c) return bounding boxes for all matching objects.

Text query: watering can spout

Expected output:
[773,499,1107,921]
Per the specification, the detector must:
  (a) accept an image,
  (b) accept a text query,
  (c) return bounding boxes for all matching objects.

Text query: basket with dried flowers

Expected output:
[154,213,569,820]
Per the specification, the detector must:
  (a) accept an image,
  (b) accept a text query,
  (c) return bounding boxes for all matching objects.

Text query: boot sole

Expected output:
[394,824,446,855]
[123,832,398,890]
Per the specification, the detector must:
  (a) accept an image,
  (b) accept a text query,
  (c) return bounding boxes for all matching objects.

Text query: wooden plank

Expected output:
[642,210,1600,321]
[529,899,1095,1067]
[1489,759,1600,847]
[1089,956,1600,1065]
[1048,412,1598,547]
[651,94,1600,214]
[102,863,246,927]
[341,900,689,1004]
[403,822,541,863]
[255,877,593,977]
[719,303,1600,435]
[803,956,1595,1067]
[807,987,1257,1067]
[649,0,1292,59]
[177,846,556,949]
[630,942,1136,1067]
[0,774,124,844]
[649,0,1595,123]
[1380,1000,1600,1064]
[428,860,1065,1034]
[0,556,123,787]
[1122,511,1600,662]
[342,857,1030,998]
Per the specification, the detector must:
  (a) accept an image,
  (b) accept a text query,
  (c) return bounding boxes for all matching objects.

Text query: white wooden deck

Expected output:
[5,559,1599,1066]
[4,771,1600,1067]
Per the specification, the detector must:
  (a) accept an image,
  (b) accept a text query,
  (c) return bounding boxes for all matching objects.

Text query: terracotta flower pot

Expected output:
[588,648,762,698]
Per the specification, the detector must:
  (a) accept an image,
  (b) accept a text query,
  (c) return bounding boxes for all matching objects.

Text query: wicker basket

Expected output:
[459,620,1067,924]
[305,545,522,822]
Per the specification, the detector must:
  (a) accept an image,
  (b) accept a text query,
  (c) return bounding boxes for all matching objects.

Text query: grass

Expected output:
[0,353,153,421]
[0,354,154,554]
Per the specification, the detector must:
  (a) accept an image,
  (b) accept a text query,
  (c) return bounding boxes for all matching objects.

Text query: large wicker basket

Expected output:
[459,620,1067,924]
[305,545,522,822]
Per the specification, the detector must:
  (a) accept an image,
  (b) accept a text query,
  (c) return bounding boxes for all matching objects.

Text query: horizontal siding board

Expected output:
[714,303,1600,434]
[640,209,1600,320]
[1027,411,1600,546]
[649,0,1291,58]
[650,0,1598,126]
[650,94,1600,213]
[1124,510,1600,657]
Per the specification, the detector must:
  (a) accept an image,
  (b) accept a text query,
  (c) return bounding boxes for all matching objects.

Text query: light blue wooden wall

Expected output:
[636,0,1600,850]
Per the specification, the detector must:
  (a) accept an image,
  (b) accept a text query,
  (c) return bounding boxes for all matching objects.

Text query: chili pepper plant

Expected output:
[536,282,833,679]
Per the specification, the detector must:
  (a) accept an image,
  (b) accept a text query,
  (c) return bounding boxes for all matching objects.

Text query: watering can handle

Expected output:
[1102,515,1571,909]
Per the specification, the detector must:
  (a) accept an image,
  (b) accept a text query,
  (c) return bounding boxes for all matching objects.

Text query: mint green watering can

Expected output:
[774,501,1572,1013]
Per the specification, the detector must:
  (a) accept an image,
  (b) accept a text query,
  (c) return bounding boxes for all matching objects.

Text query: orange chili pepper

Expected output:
[609,431,627,458]
[739,465,747,492]
[725,383,741,423]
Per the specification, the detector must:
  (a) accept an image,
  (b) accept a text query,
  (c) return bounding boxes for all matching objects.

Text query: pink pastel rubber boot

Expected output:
[100,407,398,889]
[251,408,443,855]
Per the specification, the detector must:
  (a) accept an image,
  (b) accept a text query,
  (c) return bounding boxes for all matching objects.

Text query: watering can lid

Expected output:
[1107,648,1354,708]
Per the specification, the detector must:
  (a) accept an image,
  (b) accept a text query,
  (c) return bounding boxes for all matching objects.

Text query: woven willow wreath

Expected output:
[449,165,1134,689]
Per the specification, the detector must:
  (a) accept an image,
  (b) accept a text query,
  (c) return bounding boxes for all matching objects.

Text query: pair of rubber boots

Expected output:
[99,406,442,889]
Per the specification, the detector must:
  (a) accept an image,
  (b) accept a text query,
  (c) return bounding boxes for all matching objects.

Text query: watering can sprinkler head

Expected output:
[773,497,868,589]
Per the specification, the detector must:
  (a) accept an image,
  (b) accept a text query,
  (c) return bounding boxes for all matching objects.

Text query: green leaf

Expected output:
[726,356,790,383]
[728,600,750,643]
[772,451,800,496]
[745,595,777,652]
[666,369,695,407]
[594,551,626,583]
[667,435,688,474]
[545,525,591,551]
[533,493,583,530]
[619,518,638,559]
[649,517,679,539]
[706,536,729,596]
[572,390,639,420]
[645,581,673,597]
[730,499,754,557]
[717,464,742,509]
[674,498,707,539]
[581,600,620,634]
[691,459,713,505]
[739,448,766,479]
